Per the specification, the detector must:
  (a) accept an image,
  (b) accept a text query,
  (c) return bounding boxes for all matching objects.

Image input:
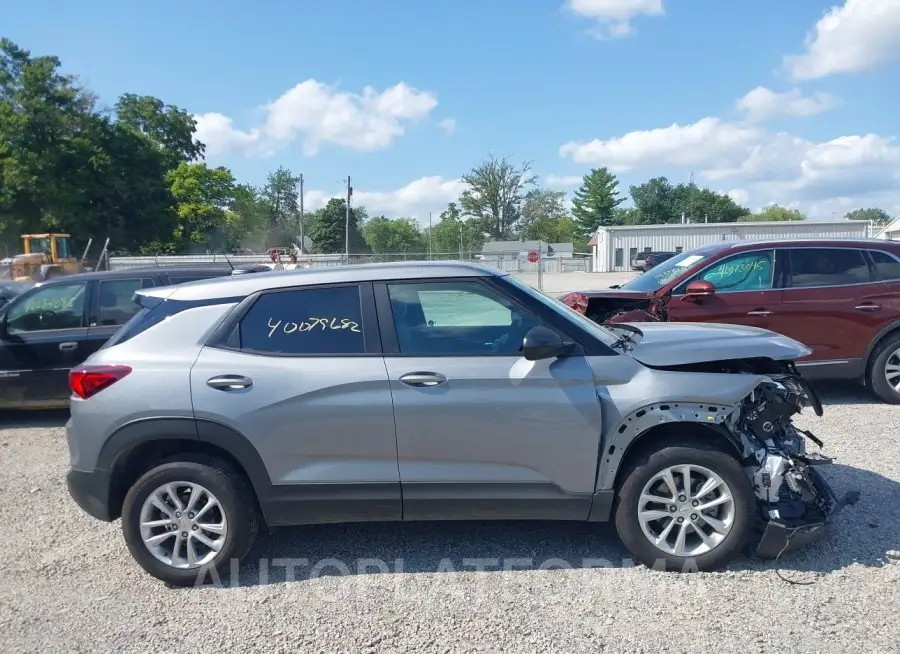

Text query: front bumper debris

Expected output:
[755,467,860,559]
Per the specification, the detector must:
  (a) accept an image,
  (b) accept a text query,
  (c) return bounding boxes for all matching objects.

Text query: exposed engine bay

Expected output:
[560,292,666,324]
[725,371,857,557]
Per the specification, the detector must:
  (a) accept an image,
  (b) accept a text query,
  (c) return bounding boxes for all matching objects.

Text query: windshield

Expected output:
[618,250,713,292]
[29,237,51,254]
[503,275,621,347]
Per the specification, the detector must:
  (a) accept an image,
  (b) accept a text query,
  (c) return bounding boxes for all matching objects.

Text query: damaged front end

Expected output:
[724,371,859,558]
[560,292,668,324]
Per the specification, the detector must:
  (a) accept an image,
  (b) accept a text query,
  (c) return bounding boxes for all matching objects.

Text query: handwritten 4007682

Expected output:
[267,317,361,337]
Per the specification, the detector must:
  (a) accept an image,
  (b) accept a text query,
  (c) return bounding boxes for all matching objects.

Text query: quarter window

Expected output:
[236,285,365,355]
[97,278,156,326]
[5,282,87,333]
[868,250,900,281]
[686,250,774,292]
[387,281,539,356]
[788,248,870,288]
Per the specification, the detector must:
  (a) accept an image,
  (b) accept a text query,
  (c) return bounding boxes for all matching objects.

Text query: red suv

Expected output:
[560,239,900,403]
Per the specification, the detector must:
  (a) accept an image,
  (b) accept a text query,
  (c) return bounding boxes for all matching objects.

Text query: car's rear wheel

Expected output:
[121,456,260,586]
[867,332,900,404]
[613,440,755,572]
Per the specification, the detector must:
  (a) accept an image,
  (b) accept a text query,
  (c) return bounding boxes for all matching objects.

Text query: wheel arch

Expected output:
[595,402,742,494]
[864,321,900,368]
[99,417,272,522]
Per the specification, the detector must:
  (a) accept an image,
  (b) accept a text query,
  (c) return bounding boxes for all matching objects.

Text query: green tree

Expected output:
[0,38,183,254]
[628,177,749,224]
[672,184,749,223]
[612,207,642,225]
[308,198,366,254]
[114,93,205,169]
[223,184,269,251]
[261,166,301,241]
[167,162,236,250]
[845,207,892,226]
[422,202,484,257]
[739,205,806,221]
[459,155,536,239]
[519,189,577,242]
[571,167,625,235]
[361,216,424,255]
[628,177,675,224]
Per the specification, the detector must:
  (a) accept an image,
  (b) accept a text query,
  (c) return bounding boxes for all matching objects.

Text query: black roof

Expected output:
[37,264,262,287]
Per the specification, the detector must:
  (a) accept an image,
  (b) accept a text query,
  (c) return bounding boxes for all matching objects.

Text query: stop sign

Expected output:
[527,250,539,263]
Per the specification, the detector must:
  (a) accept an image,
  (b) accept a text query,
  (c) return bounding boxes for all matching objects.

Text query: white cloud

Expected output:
[194,80,438,158]
[736,86,842,122]
[783,0,900,80]
[726,188,750,206]
[438,118,457,135]
[303,176,469,223]
[564,0,664,39]
[560,118,762,172]
[559,115,900,218]
[546,174,583,186]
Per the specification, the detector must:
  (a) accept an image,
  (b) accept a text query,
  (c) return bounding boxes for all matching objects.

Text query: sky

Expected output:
[5,0,900,223]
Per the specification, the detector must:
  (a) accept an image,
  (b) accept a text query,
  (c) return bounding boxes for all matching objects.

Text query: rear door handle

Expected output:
[399,372,447,387]
[207,375,253,391]
[59,342,78,352]
[747,310,774,316]
[855,304,881,311]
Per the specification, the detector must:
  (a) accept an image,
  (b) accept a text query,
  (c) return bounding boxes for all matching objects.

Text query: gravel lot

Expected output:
[1,383,898,653]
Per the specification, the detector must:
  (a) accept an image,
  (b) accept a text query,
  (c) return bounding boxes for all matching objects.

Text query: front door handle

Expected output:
[207,375,253,391]
[399,372,447,387]
[855,304,881,311]
[747,309,774,316]
[59,341,78,352]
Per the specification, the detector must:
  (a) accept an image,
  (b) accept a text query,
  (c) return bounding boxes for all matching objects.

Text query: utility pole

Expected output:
[299,174,304,254]
[345,176,352,264]
[428,212,433,260]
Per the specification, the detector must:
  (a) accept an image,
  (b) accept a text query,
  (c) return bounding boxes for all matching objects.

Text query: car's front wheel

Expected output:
[121,456,260,586]
[613,440,755,572]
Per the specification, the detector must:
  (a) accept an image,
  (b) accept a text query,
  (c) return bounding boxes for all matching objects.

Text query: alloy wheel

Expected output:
[884,348,900,392]
[139,482,228,569]
[637,464,735,557]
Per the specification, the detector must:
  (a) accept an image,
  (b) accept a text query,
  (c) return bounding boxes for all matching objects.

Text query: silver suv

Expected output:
[65,262,856,585]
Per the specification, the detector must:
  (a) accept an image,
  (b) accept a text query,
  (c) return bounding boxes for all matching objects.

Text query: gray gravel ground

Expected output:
[1,384,899,653]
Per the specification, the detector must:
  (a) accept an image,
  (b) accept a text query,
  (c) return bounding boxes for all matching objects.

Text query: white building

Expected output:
[589,220,871,272]
[875,216,900,240]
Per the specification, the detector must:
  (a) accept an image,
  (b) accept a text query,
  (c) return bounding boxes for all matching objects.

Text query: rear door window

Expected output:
[787,248,870,288]
[867,250,900,281]
[96,278,156,326]
[235,285,366,355]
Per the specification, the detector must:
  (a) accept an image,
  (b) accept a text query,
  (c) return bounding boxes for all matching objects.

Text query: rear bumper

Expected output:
[66,468,114,522]
[754,467,857,559]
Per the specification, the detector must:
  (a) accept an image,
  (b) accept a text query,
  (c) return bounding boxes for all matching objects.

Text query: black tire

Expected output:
[866,332,900,404]
[121,456,260,586]
[613,439,755,572]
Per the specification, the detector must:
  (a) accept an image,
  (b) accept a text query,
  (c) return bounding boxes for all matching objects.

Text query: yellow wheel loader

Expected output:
[0,233,85,282]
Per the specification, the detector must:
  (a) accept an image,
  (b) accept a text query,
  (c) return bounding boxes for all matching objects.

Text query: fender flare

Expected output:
[98,417,273,503]
[864,321,900,364]
[595,401,738,492]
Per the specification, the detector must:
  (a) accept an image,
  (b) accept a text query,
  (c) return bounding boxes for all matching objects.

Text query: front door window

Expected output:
[5,283,87,333]
[685,250,775,293]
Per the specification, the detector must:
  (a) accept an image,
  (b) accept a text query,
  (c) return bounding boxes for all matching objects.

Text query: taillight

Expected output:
[69,365,132,400]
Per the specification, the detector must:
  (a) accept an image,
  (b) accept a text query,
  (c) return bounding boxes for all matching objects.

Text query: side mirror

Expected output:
[522,325,573,361]
[685,280,716,297]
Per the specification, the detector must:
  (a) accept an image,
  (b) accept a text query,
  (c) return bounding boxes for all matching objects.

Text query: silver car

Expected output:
[64,262,857,585]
